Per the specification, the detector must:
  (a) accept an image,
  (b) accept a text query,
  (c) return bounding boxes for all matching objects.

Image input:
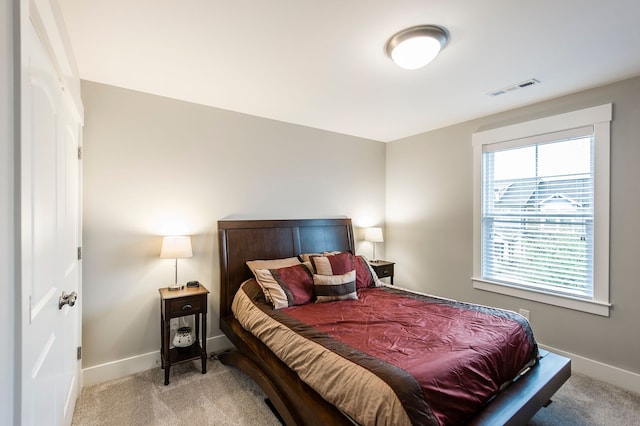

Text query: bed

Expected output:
[217,218,571,425]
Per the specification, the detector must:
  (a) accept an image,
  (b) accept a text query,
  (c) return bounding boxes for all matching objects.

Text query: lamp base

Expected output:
[167,284,184,291]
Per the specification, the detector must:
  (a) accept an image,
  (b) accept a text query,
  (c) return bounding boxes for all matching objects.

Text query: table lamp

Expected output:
[160,235,193,290]
[364,227,384,261]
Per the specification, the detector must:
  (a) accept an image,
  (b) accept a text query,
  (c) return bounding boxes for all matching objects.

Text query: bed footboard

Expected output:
[469,349,571,425]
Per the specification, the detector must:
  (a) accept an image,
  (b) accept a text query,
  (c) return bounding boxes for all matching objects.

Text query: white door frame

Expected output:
[2,0,18,424]
[18,0,84,423]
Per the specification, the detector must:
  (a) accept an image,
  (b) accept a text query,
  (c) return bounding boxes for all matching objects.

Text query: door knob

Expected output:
[59,291,78,309]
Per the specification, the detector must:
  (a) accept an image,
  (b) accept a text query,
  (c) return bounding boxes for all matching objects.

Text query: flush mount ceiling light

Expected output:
[385,25,449,70]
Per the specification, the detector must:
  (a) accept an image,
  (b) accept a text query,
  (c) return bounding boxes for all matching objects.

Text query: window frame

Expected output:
[472,104,612,316]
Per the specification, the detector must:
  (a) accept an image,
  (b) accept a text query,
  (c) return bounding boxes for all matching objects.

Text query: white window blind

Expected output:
[472,103,611,316]
[481,127,594,299]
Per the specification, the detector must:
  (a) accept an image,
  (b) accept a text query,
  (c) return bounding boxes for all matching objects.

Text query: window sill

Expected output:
[472,278,610,317]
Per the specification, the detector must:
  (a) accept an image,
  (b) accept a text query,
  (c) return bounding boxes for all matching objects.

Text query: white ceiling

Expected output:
[58,0,640,142]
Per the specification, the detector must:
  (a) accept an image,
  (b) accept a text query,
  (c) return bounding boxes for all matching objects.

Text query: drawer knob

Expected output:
[181,304,193,311]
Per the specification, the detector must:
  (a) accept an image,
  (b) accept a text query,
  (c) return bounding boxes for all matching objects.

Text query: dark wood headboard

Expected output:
[217,218,355,318]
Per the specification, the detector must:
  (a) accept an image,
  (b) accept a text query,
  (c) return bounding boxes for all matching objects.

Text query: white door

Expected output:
[20,3,82,424]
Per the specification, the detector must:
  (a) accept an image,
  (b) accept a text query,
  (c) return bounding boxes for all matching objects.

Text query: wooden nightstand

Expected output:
[159,285,209,385]
[369,260,395,284]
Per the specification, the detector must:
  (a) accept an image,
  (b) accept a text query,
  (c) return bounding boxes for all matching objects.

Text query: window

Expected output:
[472,104,611,316]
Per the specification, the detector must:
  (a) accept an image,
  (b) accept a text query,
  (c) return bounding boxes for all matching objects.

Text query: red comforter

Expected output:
[272,286,538,425]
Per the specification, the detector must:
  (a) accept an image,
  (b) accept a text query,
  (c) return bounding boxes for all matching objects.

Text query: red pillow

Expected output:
[310,252,355,275]
[354,255,376,289]
[254,264,314,308]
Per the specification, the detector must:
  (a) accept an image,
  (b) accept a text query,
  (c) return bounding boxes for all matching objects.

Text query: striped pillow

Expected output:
[246,257,303,304]
[309,252,378,289]
[298,250,343,263]
[310,251,355,276]
[313,270,357,303]
[254,263,314,309]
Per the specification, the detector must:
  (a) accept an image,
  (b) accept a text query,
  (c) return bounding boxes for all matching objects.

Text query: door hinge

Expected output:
[77,346,82,360]
[77,146,82,160]
[77,246,82,260]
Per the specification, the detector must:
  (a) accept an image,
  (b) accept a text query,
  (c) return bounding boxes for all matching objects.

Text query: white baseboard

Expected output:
[82,334,233,387]
[540,344,640,395]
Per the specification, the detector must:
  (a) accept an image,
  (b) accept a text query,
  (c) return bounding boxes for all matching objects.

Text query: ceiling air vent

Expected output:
[489,79,541,97]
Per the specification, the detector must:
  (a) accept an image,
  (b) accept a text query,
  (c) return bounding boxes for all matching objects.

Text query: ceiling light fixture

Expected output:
[385,25,449,70]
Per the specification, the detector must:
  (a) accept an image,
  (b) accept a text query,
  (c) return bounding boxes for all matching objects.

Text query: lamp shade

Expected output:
[160,236,193,259]
[364,227,384,243]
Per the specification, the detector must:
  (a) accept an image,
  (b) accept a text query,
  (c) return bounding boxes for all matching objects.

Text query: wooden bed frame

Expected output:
[217,218,571,425]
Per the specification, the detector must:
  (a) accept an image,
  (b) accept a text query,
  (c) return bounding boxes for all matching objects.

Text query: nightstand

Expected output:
[369,260,395,285]
[159,285,209,385]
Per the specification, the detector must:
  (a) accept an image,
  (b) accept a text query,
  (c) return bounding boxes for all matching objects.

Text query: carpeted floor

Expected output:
[72,358,640,425]
[72,359,281,426]
[528,372,640,425]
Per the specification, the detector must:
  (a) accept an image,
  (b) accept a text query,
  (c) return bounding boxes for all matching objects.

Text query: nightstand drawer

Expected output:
[374,264,394,278]
[369,261,395,284]
[166,295,205,317]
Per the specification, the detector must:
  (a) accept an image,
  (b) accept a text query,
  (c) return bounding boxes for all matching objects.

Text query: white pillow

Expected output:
[246,256,301,275]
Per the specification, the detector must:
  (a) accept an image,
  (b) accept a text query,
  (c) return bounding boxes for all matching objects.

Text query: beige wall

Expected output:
[82,75,640,386]
[81,81,386,369]
[386,76,640,376]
